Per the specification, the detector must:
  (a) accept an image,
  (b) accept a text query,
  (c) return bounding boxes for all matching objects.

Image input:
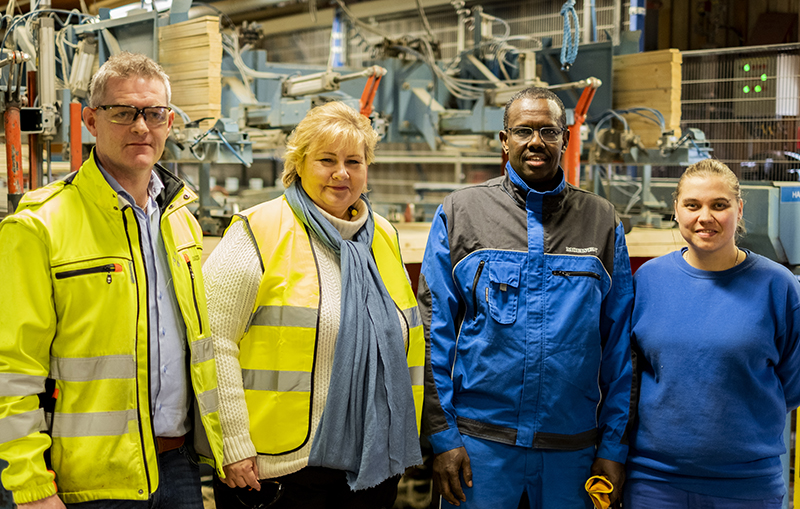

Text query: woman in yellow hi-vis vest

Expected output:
[204,101,425,508]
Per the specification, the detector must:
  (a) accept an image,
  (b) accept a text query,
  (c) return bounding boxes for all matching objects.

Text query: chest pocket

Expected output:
[487,262,521,325]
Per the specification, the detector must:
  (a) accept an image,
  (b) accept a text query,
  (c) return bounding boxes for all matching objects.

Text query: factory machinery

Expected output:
[0,0,799,270]
[3,2,800,507]
[0,0,684,229]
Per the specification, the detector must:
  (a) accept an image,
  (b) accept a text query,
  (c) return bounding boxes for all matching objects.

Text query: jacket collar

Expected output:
[502,161,566,209]
[68,148,196,214]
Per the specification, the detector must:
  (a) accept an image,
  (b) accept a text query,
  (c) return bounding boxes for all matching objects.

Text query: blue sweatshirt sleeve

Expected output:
[418,204,465,454]
[595,221,635,463]
[775,277,800,411]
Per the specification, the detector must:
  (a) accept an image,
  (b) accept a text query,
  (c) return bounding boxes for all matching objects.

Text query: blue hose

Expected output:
[560,0,580,70]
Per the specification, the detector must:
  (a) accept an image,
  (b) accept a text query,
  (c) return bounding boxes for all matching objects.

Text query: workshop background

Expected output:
[1,0,800,508]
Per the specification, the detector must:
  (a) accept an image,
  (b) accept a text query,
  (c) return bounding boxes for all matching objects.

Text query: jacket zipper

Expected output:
[183,254,204,336]
[471,260,485,319]
[55,263,123,283]
[552,270,601,280]
[122,209,152,496]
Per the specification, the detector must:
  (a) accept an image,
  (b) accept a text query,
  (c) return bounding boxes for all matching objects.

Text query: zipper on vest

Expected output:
[472,260,485,319]
[55,263,123,283]
[552,270,601,280]
[122,208,152,496]
[183,254,204,335]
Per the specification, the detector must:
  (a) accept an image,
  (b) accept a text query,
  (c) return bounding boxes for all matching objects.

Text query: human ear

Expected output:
[498,130,509,153]
[83,106,98,137]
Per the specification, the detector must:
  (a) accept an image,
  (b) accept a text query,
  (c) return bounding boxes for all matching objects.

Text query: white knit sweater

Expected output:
[204,199,409,479]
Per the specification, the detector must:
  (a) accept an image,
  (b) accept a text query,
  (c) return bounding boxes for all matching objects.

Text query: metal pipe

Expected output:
[70,102,83,173]
[6,104,24,213]
[46,140,52,183]
[27,70,41,189]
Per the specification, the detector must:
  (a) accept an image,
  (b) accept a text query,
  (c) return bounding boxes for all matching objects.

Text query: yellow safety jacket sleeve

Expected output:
[0,219,58,504]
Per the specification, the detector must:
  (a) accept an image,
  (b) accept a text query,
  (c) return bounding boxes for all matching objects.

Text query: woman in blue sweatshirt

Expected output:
[626,159,800,508]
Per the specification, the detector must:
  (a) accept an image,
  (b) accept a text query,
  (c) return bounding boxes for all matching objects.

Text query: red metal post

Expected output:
[564,83,599,187]
[70,101,83,172]
[6,104,24,213]
[359,66,385,118]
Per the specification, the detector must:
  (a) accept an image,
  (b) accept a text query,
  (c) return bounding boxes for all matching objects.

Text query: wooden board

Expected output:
[158,16,223,130]
[613,49,683,147]
[613,62,682,92]
[613,48,681,67]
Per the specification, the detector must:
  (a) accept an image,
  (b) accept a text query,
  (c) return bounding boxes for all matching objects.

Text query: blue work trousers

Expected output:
[624,480,783,509]
[440,434,594,509]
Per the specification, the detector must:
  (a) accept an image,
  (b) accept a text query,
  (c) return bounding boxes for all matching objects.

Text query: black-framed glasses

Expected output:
[96,105,172,126]
[506,126,566,143]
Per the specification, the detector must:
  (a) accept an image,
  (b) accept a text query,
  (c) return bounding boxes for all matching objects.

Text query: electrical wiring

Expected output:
[331,0,533,100]
[0,8,94,51]
[333,0,392,39]
[592,109,629,154]
[415,0,436,42]
[0,9,96,89]
[190,127,251,167]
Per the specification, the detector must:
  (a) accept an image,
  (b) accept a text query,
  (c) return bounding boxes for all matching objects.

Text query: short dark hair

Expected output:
[503,87,567,130]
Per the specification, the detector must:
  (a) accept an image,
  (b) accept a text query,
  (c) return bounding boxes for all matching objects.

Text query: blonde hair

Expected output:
[281,101,378,188]
[674,158,746,238]
[88,52,171,108]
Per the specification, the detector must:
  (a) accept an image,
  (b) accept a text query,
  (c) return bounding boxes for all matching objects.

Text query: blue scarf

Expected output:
[284,182,422,490]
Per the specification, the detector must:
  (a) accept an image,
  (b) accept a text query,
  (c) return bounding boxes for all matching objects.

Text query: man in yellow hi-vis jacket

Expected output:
[0,52,224,509]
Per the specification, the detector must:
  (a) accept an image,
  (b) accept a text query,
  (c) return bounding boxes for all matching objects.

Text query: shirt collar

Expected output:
[95,152,163,214]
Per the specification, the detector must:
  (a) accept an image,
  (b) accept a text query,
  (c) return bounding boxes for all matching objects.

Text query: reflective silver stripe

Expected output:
[409,366,424,387]
[0,409,47,443]
[191,337,214,364]
[197,388,219,416]
[403,306,421,329]
[249,306,317,328]
[50,355,135,382]
[242,369,311,392]
[51,409,138,438]
[0,373,46,397]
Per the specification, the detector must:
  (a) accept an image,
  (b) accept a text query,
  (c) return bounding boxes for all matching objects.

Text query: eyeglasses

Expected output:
[96,105,172,126]
[506,126,566,143]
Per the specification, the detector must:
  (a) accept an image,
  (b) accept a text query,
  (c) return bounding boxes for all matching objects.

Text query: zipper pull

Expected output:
[106,263,123,284]
[183,253,195,280]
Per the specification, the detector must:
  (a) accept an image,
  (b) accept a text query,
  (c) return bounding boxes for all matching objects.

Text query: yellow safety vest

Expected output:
[232,196,425,455]
[0,152,224,505]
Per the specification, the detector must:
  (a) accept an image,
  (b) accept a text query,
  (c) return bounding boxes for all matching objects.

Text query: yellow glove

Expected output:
[585,475,614,509]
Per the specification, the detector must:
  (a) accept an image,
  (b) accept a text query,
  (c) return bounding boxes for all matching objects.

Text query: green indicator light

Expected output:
[743,85,750,93]
[761,73,768,81]
[755,85,762,93]
[744,63,751,72]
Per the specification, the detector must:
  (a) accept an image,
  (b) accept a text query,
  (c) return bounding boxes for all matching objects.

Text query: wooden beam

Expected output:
[255,0,454,37]
[87,0,132,15]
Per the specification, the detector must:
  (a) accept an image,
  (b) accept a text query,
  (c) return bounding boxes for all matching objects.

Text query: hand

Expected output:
[433,446,473,506]
[222,457,261,491]
[18,494,66,509]
[590,457,625,504]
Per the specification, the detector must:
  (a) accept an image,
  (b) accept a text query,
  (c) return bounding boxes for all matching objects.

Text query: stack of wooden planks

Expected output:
[612,49,682,148]
[158,16,222,131]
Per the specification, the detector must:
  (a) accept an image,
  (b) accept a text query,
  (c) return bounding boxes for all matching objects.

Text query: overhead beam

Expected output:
[254,0,454,37]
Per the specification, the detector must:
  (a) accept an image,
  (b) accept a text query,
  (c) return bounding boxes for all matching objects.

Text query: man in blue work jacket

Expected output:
[418,87,635,508]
